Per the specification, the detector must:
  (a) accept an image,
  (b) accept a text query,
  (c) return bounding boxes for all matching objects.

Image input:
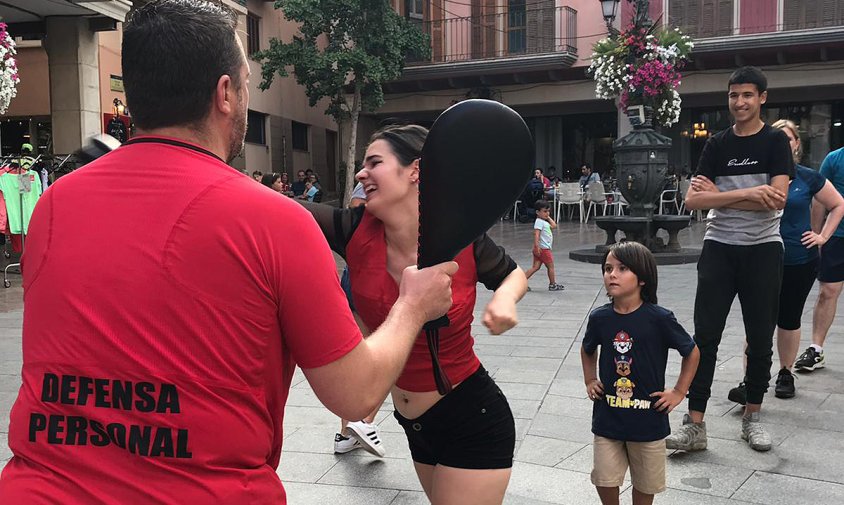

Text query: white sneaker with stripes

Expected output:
[333,433,361,454]
[346,420,386,458]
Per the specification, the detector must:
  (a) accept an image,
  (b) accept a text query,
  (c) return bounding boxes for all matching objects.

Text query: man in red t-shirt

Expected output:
[0,1,456,504]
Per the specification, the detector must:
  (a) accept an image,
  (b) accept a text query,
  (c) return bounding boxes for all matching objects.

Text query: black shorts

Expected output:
[818,236,844,283]
[778,260,818,330]
[393,366,515,469]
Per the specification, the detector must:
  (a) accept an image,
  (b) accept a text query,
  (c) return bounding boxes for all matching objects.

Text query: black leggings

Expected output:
[688,241,783,411]
[777,260,818,330]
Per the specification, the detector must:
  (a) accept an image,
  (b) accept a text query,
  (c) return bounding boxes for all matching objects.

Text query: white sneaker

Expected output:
[741,412,772,452]
[333,433,361,454]
[346,421,386,457]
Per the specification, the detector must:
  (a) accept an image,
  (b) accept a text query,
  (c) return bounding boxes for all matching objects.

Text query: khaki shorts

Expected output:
[591,435,666,495]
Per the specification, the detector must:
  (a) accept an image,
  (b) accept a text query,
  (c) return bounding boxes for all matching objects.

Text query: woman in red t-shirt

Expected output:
[303,124,527,505]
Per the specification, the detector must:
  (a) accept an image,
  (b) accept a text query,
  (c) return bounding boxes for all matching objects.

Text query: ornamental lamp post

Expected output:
[593,0,689,254]
[599,0,652,32]
[599,0,621,35]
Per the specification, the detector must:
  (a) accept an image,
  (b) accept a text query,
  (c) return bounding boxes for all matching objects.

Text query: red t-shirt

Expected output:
[346,212,481,392]
[0,137,362,504]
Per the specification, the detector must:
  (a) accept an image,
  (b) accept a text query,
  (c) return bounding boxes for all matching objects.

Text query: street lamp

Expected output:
[599,0,620,33]
[600,0,653,34]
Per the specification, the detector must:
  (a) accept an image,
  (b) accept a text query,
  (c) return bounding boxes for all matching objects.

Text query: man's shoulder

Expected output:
[709,127,731,143]
[824,147,844,166]
[217,177,309,217]
[761,125,790,146]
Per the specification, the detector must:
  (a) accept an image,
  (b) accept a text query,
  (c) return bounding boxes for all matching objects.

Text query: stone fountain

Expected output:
[569,107,700,265]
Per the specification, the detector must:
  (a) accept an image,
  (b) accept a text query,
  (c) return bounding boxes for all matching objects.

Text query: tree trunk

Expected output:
[343,84,362,208]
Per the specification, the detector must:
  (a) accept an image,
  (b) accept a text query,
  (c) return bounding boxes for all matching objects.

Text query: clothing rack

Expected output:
[3,154,42,288]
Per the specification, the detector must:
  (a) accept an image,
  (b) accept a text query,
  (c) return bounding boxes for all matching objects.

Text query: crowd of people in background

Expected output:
[250,168,323,201]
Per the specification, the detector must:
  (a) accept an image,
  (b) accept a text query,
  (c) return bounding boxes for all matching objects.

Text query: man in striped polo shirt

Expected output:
[666,67,793,452]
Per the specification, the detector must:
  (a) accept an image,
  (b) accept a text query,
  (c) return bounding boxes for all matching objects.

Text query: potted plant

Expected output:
[589,23,693,128]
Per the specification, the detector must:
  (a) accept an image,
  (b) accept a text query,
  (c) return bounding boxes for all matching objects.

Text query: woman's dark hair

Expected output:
[602,241,658,304]
[122,0,242,130]
[261,173,281,189]
[728,66,768,94]
[368,124,429,166]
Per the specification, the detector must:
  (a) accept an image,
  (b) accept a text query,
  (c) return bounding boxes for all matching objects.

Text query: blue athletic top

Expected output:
[782,164,826,266]
[820,148,844,239]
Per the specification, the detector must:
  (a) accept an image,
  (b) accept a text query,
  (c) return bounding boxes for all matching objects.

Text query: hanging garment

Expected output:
[9,233,21,253]
[40,167,49,191]
[0,189,8,235]
[0,170,43,235]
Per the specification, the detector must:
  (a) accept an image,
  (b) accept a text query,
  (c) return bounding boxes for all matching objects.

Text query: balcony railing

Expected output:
[667,0,843,40]
[407,6,576,66]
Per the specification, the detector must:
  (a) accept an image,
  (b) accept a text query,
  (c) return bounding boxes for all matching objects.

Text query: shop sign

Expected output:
[110,75,124,93]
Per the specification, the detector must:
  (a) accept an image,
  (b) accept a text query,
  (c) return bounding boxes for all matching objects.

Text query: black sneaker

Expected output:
[774,368,795,398]
[794,347,825,372]
[728,382,747,405]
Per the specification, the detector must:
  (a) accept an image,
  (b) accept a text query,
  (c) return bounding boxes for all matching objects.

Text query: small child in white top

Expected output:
[525,200,564,291]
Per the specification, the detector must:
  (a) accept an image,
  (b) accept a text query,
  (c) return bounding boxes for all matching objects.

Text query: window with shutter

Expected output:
[668,0,699,36]
[470,0,498,59]
[700,0,715,37]
[783,0,801,30]
[784,0,843,30]
[485,0,497,58]
[508,0,527,55]
[668,0,732,38]
[471,0,483,59]
[246,13,260,55]
[821,0,840,27]
[431,0,444,61]
[525,0,554,54]
[807,0,820,27]
[717,0,733,35]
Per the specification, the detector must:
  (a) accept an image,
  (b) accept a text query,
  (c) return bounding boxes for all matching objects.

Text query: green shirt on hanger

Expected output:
[0,170,42,234]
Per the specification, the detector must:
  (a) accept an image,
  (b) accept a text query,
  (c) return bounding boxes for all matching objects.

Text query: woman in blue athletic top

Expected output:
[729,119,844,402]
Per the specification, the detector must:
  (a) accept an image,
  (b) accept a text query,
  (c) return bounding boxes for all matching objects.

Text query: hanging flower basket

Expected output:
[0,22,19,115]
[588,24,693,128]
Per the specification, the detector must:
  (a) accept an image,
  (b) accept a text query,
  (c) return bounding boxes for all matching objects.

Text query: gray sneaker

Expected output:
[741,412,772,452]
[665,413,707,451]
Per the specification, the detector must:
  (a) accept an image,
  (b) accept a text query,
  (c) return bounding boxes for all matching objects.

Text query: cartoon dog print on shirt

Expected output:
[614,356,633,377]
[613,331,633,354]
[614,377,635,401]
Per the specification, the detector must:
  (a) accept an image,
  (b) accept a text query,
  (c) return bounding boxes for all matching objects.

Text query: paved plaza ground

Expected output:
[2,218,844,504]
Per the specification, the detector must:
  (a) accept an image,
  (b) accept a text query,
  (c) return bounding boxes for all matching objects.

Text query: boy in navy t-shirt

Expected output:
[581,242,699,505]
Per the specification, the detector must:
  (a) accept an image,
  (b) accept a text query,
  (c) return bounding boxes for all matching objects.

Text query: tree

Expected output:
[256,0,430,205]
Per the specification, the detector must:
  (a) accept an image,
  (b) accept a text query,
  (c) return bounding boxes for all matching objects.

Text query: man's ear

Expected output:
[214,74,235,116]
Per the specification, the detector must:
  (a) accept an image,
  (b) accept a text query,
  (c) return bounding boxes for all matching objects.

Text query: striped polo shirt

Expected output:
[696,124,794,246]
